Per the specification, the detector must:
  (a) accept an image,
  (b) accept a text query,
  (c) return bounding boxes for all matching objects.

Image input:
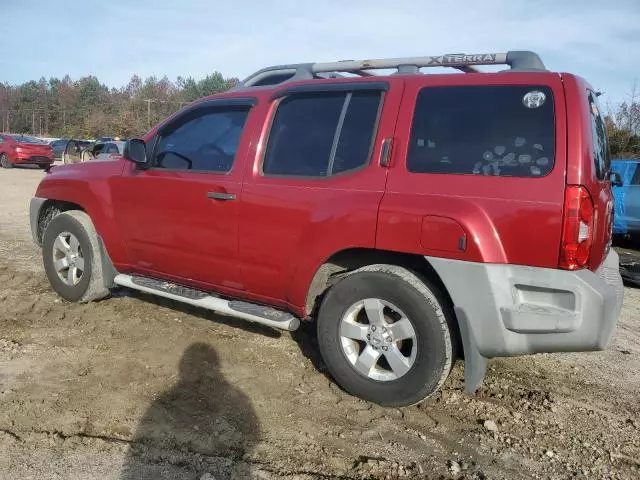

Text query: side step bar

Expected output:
[113,274,300,331]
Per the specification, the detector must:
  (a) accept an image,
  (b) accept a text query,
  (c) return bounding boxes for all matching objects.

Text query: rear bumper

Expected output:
[428,250,624,357]
[14,154,53,165]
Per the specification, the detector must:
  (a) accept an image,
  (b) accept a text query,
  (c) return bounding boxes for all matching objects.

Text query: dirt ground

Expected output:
[0,167,638,480]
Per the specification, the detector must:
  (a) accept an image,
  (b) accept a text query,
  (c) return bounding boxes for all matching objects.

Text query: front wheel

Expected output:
[42,210,110,302]
[0,153,12,168]
[317,264,454,407]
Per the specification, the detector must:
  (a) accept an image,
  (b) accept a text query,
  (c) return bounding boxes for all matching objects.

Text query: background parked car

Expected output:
[50,139,93,161]
[611,159,640,236]
[80,140,126,161]
[49,139,68,159]
[0,134,54,168]
[61,140,86,164]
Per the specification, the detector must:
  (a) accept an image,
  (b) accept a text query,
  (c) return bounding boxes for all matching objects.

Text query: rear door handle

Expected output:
[380,137,393,167]
[207,192,236,201]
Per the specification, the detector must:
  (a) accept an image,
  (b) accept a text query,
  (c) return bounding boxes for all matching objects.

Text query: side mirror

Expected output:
[124,138,149,168]
[610,171,623,188]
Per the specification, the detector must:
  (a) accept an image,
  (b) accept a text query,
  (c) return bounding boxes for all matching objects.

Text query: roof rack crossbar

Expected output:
[236,51,545,88]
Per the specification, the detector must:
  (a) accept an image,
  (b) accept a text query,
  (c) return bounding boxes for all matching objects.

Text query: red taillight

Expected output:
[560,185,594,270]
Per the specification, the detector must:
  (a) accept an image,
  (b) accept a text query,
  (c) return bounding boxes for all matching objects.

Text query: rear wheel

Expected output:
[42,210,110,302]
[0,154,12,168]
[317,264,454,406]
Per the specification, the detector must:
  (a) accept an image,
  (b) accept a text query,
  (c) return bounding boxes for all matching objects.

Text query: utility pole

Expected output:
[145,99,152,130]
[32,111,35,134]
[63,110,66,130]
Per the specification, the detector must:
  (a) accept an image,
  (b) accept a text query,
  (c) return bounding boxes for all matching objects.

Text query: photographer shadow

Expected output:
[120,342,260,479]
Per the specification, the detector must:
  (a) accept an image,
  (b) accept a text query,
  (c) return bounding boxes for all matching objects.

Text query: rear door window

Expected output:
[407,85,555,177]
[262,91,382,177]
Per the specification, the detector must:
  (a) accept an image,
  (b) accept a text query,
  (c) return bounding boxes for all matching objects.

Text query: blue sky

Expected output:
[1,0,639,104]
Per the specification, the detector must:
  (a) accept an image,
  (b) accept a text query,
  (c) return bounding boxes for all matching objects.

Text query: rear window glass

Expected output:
[407,85,555,177]
[10,134,46,144]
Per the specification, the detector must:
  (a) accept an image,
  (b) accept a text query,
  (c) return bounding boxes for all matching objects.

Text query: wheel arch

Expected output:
[304,247,462,358]
[38,204,118,290]
[35,199,86,246]
[41,209,112,301]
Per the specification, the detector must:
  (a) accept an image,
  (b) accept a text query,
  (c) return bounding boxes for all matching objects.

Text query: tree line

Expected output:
[605,82,640,159]
[0,72,638,159]
[0,73,238,140]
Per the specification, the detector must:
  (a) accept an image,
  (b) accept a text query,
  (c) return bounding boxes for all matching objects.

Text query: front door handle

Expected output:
[207,192,236,201]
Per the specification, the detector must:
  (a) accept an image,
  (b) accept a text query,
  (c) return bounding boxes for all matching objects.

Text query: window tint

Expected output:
[588,92,611,180]
[408,85,555,177]
[332,92,381,174]
[154,107,249,172]
[263,91,381,177]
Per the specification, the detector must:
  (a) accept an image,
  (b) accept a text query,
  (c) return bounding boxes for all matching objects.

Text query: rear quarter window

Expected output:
[408,85,555,177]
[588,92,611,180]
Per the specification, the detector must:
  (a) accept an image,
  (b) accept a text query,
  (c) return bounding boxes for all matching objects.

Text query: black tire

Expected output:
[317,264,453,407]
[0,153,12,168]
[42,210,110,302]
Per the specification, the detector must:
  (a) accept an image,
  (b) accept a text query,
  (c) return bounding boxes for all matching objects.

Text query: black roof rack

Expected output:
[235,51,546,89]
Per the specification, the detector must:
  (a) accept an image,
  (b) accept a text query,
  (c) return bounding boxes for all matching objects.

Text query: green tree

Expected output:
[0,70,238,138]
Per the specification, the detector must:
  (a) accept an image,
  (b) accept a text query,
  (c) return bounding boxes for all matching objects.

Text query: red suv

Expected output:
[1,134,54,168]
[29,51,624,406]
